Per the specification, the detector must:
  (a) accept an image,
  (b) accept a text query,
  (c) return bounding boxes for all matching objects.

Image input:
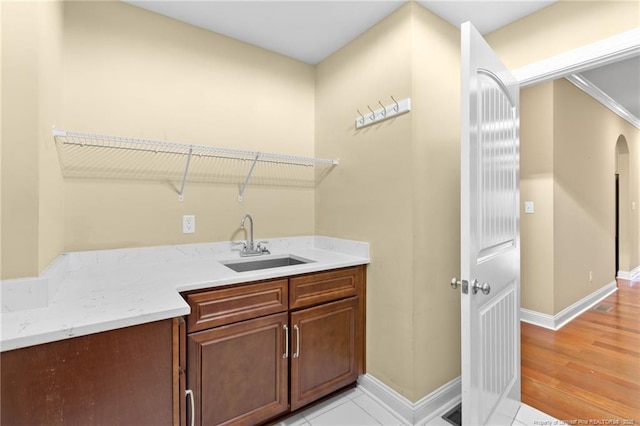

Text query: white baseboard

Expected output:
[520,281,618,331]
[413,377,462,424]
[617,265,640,280]
[520,308,556,330]
[357,373,461,425]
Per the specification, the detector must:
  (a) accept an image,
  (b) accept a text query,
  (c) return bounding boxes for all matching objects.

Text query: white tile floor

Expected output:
[273,387,562,426]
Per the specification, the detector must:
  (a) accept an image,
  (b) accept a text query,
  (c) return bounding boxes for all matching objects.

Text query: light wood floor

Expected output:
[521,277,640,423]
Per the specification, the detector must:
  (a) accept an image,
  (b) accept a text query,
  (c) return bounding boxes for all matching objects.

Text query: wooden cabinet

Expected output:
[1,319,177,426]
[289,267,359,309]
[182,265,366,426]
[184,278,290,426]
[186,279,288,333]
[290,297,358,411]
[188,313,289,426]
[0,265,365,426]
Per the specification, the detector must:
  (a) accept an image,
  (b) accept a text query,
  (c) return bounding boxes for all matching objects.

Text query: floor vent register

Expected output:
[442,403,462,426]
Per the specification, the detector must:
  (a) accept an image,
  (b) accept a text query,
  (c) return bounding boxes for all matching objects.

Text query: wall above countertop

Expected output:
[1,0,321,279]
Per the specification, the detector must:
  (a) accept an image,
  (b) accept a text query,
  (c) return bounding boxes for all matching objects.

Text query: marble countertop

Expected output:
[0,236,369,352]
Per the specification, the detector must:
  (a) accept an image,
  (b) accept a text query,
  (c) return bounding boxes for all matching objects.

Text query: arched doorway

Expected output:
[615,134,630,279]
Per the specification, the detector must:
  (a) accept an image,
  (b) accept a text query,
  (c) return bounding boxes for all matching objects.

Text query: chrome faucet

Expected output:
[239,214,269,257]
[240,214,254,251]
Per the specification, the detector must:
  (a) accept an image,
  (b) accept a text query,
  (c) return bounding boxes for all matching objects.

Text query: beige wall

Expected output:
[553,79,639,312]
[1,1,65,278]
[38,1,65,275]
[60,2,316,252]
[315,3,461,401]
[2,1,317,278]
[520,81,555,315]
[1,2,51,278]
[410,5,461,399]
[315,4,416,399]
[520,79,640,315]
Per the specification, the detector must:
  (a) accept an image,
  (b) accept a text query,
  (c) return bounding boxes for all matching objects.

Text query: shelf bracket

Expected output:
[238,154,260,202]
[178,147,193,201]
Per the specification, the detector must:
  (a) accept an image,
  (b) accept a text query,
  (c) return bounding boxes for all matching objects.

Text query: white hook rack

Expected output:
[52,128,339,202]
[355,97,411,129]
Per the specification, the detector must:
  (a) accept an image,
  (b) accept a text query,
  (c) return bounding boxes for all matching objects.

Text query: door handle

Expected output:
[471,279,491,295]
[293,324,300,358]
[283,325,289,359]
[450,277,469,294]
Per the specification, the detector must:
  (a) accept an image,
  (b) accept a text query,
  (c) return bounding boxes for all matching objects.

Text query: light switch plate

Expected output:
[524,201,535,214]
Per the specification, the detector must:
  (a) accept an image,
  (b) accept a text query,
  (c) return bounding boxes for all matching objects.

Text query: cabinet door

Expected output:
[290,297,358,411]
[187,312,289,426]
[1,320,174,425]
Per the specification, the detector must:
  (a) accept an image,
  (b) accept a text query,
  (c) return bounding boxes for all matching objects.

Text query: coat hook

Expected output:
[357,109,365,125]
[391,96,399,113]
[378,100,387,117]
[367,105,375,121]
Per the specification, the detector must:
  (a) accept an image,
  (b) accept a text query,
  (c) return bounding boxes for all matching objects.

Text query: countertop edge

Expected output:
[0,306,191,353]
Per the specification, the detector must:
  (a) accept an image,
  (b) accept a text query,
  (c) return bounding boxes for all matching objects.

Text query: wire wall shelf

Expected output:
[53,129,339,201]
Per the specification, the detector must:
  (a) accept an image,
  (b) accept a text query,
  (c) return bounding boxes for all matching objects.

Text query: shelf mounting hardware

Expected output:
[178,147,193,201]
[238,154,260,202]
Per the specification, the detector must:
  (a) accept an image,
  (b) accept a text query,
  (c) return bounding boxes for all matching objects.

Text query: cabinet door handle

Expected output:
[293,324,300,358]
[283,325,289,358]
[185,389,195,426]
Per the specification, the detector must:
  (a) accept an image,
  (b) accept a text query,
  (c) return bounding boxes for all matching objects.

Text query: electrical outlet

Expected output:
[183,215,195,234]
[589,271,593,282]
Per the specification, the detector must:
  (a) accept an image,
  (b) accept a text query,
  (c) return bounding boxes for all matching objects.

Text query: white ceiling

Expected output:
[579,56,640,120]
[125,0,559,64]
[125,0,638,123]
[416,1,557,35]
[126,0,406,65]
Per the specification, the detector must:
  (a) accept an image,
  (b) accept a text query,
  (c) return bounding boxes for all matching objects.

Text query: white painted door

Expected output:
[458,22,521,425]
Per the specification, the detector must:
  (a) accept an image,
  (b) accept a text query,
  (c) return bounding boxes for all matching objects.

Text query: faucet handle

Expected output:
[256,241,270,253]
